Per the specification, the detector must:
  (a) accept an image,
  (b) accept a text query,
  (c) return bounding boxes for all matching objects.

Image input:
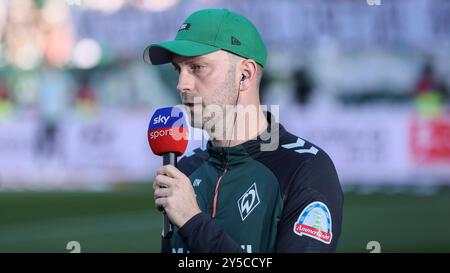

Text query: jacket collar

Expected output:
[206,111,286,169]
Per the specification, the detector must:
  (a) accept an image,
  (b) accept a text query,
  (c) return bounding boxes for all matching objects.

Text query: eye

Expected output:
[190,64,203,72]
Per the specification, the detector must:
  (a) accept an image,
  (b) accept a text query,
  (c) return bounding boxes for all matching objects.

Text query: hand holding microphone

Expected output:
[154,165,201,228]
[148,107,200,238]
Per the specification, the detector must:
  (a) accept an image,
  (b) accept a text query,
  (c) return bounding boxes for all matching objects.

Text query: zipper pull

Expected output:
[212,160,228,218]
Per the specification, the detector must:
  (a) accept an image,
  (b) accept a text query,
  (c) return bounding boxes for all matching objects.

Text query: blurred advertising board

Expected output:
[0,109,449,189]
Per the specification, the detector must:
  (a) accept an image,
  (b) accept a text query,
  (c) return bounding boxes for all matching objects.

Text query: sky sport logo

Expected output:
[147,107,189,156]
[148,107,188,141]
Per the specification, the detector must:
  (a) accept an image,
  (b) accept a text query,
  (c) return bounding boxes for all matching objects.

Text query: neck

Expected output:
[210,101,268,148]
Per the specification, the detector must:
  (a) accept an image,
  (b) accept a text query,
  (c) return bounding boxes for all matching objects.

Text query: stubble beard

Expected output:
[185,66,238,142]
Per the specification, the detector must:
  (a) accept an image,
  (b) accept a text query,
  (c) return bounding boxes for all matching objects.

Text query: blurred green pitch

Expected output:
[1,184,450,253]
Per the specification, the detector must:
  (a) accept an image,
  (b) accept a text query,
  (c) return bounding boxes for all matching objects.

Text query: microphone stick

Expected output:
[162,153,176,239]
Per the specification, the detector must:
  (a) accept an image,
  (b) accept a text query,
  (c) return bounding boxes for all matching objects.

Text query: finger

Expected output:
[158,165,183,178]
[154,188,171,199]
[155,197,169,211]
[154,174,175,188]
[154,195,166,212]
[156,166,166,176]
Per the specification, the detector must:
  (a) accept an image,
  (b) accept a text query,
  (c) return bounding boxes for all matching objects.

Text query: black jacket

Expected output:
[161,114,344,253]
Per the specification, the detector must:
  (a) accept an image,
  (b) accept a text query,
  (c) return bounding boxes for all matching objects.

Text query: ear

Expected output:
[239,59,258,91]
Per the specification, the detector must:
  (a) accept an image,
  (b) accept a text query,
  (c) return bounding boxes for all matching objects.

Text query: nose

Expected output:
[176,69,194,95]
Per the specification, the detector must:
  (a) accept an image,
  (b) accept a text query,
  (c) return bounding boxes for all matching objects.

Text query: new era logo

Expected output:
[231,36,241,45]
[237,183,260,221]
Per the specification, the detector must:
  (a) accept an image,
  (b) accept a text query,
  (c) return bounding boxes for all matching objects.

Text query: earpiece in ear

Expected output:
[240,74,246,84]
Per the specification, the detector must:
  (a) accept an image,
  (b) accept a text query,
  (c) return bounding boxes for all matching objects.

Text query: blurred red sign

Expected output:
[410,115,450,164]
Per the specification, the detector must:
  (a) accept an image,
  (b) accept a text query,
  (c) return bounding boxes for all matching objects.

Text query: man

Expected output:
[143,9,343,253]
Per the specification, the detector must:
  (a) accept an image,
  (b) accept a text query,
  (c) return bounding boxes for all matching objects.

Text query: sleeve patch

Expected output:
[293,201,332,244]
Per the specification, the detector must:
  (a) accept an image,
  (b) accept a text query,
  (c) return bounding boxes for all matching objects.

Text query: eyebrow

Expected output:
[172,56,210,66]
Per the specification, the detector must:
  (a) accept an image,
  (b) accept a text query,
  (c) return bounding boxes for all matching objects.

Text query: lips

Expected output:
[183,102,203,110]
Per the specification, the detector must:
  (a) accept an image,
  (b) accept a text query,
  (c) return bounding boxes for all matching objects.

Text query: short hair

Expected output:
[227,52,264,86]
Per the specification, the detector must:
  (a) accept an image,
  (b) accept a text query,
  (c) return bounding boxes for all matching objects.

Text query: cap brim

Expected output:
[143,40,220,65]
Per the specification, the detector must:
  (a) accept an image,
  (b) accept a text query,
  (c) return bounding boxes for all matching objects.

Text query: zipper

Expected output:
[212,159,228,218]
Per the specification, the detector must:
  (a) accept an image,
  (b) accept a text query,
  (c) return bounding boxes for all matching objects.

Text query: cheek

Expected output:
[198,72,232,105]
[194,83,215,106]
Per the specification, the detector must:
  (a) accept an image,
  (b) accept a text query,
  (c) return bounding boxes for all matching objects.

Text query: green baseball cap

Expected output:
[143,9,267,67]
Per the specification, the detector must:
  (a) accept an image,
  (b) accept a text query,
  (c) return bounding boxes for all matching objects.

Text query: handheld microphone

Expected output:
[148,106,189,239]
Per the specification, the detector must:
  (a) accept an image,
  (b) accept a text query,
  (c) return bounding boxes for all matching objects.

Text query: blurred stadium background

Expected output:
[1,0,450,253]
